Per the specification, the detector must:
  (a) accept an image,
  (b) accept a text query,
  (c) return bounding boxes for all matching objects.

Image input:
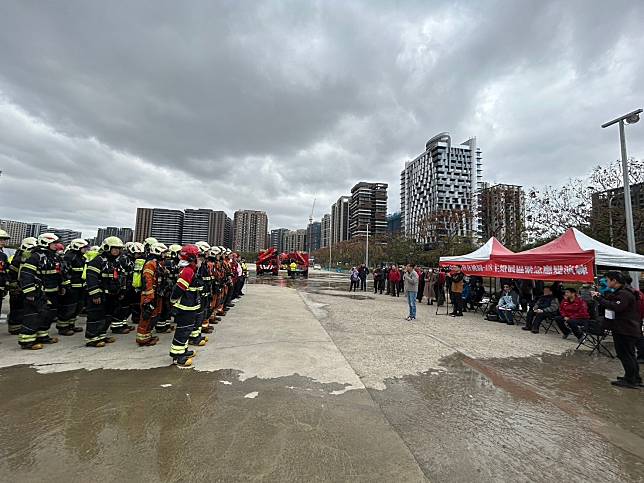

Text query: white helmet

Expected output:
[0,229,10,240]
[149,242,168,256]
[209,246,222,257]
[168,244,182,256]
[37,232,60,248]
[69,238,89,251]
[143,237,158,251]
[21,236,37,251]
[90,245,100,252]
[195,241,211,255]
[127,241,145,254]
[101,236,125,252]
[225,248,232,256]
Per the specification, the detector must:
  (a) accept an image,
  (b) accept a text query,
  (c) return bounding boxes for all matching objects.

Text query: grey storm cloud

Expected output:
[1,0,643,237]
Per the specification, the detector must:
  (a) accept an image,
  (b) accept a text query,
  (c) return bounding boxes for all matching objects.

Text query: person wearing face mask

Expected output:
[84,236,127,347]
[168,244,202,368]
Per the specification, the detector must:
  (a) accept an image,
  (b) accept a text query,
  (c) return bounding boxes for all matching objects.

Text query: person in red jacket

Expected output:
[388,265,401,297]
[555,287,590,342]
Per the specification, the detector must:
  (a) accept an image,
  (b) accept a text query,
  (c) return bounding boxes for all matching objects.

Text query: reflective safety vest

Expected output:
[132,258,145,289]
[82,250,100,281]
[290,262,297,271]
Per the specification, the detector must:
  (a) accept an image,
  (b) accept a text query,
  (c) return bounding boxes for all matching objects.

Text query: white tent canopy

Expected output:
[440,237,513,264]
[572,228,644,270]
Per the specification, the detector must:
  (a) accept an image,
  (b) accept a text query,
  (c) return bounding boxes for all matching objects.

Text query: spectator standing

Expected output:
[404,264,419,321]
[416,267,425,302]
[358,265,368,291]
[449,266,465,317]
[388,265,401,297]
[373,266,383,294]
[349,267,359,292]
[592,272,642,388]
[555,288,590,342]
[423,269,436,305]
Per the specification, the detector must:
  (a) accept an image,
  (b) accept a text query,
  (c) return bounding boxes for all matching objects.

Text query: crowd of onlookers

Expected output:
[348,264,644,389]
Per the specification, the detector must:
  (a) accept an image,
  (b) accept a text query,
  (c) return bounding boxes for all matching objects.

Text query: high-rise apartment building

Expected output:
[134,208,153,242]
[320,214,331,248]
[26,223,47,238]
[307,221,321,252]
[400,133,482,243]
[210,211,233,247]
[233,210,268,252]
[284,229,307,252]
[479,184,525,250]
[96,227,133,243]
[182,209,214,245]
[591,181,644,252]
[387,212,402,236]
[331,196,350,245]
[270,228,289,253]
[50,228,83,245]
[0,219,28,243]
[349,182,388,238]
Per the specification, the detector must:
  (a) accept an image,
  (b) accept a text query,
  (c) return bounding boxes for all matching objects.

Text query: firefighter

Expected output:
[85,236,126,347]
[206,246,223,328]
[169,244,201,367]
[6,237,37,334]
[136,242,168,346]
[18,233,66,349]
[143,237,158,256]
[158,243,181,330]
[188,241,210,346]
[0,229,9,321]
[111,242,137,333]
[57,238,89,335]
[222,249,236,311]
[126,242,146,330]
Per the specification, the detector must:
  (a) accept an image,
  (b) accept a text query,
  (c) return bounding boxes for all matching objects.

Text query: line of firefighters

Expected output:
[0,229,248,368]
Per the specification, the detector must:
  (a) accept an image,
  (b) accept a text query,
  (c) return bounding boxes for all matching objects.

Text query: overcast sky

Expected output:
[1,0,643,238]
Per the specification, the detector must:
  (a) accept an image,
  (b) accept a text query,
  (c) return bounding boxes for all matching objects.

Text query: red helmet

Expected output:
[179,244,199,262]
[53,242,65,252]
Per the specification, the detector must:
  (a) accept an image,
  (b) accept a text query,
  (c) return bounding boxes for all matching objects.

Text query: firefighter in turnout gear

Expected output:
[189,241,210,346]
[18,233,65,349]
[126,242,146,330]
[85,236,126,347]
[169,244,201,367]
[6,237,37,334]
[143,237,158,256]
[57,238,89,335]
[136,242,168,346]
[110,243,138,333]
[0,229,10,322]
[158,244,181,331]
[206,246,223,329]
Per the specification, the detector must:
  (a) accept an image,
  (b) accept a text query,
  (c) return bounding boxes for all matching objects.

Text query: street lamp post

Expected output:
[608,194,615,247]
[602,108,642,289]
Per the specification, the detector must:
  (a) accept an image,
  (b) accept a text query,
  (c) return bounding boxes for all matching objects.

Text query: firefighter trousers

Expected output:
[170,310,196,358]
[137,297,162,344]
[85,294,117,344]
[111,291,132,331]
[57,287,83,330]
[19,292,57,346]
[8,289,24,333]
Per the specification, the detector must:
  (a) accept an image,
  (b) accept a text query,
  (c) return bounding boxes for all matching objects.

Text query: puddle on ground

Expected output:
[372,352,644,483]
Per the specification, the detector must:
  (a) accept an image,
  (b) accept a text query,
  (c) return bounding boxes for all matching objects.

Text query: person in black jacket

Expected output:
[522,286,559,333]
[57,238,89,335]
[591,271,642,388]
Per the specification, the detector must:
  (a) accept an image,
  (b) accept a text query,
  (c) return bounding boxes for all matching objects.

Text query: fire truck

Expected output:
[256,247,280,276]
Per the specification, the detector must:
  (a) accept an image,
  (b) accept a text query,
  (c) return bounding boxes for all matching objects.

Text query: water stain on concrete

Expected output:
[0,366,426,482]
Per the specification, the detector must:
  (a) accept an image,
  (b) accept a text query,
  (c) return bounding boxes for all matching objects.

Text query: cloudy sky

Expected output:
[1,0,643,237]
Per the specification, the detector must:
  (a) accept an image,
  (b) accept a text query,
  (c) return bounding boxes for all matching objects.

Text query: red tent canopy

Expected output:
[440,230,595,282]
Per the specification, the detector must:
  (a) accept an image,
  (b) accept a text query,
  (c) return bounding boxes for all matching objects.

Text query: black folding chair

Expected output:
[473,296,490,315]
[575,325,614,358]
[541,313,560,334]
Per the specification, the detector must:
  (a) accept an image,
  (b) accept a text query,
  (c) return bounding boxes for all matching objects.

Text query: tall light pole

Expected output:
[365,223,369,290]
[608,194,615,247]
[602,108,642,289]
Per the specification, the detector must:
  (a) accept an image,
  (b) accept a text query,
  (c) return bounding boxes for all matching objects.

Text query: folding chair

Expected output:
[541,313,559,334]
[575,324,614,358]
[473,296,490,315]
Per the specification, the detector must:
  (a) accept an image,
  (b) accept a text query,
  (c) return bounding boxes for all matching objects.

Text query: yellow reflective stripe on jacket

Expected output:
[71,267,84,272]
[187,287,200,292]
[61,280,71,285]
[22,286,36,293]
[43,287,58,293]
[88,288,102,296]
[102,273,115,278]
[143,269,155,276]
[141,289,154,296]
[177,278,189,289]
[41,269,59,275]
[87,266,101,274]
[71,283,84,288]
[173,302,200,311]
[22,263,37,271]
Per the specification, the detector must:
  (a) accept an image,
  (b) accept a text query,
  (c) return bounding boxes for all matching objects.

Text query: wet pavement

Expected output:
[0,270,643,481]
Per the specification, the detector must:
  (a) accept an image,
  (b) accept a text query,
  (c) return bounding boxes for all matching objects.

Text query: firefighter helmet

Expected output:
[102,236,124,252]
[168,244,182,255]
[195,241,210,254]
[127,241,145,254]
[149,242,168,256]
[179,244,200,262]
[21,237,37,250]
[209,246,222,257]
[143,237,158,251]
[69,238,89,251]
[53,242,65,253]
[37,233,60,248]
[0,229,10,240]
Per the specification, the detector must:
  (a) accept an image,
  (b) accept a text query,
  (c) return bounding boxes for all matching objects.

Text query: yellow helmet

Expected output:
[69,238,89,251]
[195,241,211,255]
[143,237,158,251]
[37,232,60,248]
[169,244,182,255]
[0,229,10,240]
[149,242,168,256]
[102,236,124,252]
[21,237,37,250]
